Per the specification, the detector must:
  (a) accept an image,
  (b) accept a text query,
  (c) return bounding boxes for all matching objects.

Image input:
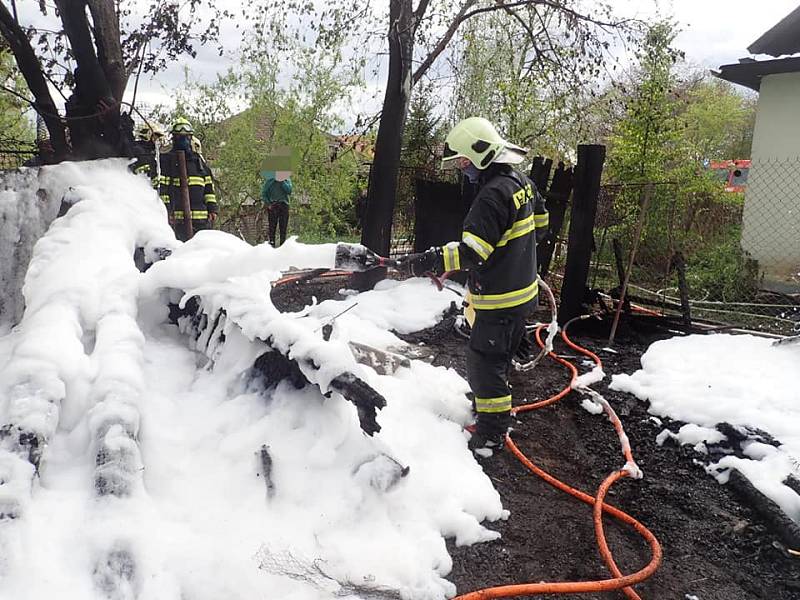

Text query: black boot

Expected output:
[468,412,510,455]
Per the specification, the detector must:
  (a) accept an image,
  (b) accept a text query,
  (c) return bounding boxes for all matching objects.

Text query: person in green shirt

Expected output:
[261,170,293,246]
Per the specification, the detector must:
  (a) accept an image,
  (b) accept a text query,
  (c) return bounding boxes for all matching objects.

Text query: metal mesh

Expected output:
[584,172,800,334]
[218,204,266,244]
[254,546,404,600]
[388,165,459,257]
[0,145,36,170]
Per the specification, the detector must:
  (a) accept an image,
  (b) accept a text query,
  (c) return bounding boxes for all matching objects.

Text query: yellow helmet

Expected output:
[137,123,165,141]
[136,124,152,141]
[171,117,194,135]
[442,117,527,170]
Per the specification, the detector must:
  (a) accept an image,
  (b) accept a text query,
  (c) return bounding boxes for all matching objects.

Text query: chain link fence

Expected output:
[388,165,460,257]
[585,171,800,334]
[0,144,36,170]
[218,202,266,244]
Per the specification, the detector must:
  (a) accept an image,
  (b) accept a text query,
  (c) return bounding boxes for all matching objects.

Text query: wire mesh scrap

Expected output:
[254,546,404,600]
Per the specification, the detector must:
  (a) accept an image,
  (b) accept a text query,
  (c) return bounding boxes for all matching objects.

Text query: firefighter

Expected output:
[398,117,549,453]
[159,118,218,241]
[130,123,164,187]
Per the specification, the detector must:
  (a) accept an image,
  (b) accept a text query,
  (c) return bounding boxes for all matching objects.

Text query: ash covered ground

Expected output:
[274,276,800,600]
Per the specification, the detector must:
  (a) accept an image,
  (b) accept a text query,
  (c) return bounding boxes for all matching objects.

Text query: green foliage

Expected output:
[686,227,760,302]
[401,88,442,169]
[0,51,34,144]
[448,6,633,161]
[679,78,755,160]
[607,21,683,183]
[600,20,763,305]
[153,35,365,243]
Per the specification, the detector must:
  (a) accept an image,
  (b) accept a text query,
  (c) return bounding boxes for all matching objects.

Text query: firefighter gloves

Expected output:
[397,248,442,277]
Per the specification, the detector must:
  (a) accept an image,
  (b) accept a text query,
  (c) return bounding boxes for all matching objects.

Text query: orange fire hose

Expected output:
[455,325,662,600]
[270,264,662,597]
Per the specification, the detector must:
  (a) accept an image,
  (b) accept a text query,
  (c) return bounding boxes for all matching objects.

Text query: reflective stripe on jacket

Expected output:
[159,149,218,217]
[441,165,549,312]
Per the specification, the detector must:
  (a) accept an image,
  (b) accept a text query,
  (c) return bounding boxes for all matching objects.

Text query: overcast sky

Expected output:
[124,0,798,113]
[14,0,800,122]
[651,0,798,66]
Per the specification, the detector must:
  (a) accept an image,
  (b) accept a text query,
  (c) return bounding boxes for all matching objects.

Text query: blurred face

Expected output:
[455,157,473,171]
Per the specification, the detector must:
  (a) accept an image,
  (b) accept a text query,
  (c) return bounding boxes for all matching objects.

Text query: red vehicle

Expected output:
[710,159,750,192]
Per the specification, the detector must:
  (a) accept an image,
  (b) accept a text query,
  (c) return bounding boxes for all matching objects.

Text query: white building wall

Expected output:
[742,71,800,290]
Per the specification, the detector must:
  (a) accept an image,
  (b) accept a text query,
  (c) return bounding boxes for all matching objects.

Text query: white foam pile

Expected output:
[611,333,800,524]
[0,166,79,324]
[0,160,504,600]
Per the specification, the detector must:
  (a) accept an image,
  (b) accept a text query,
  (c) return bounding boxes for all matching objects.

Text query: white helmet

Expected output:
[442,117,528,169]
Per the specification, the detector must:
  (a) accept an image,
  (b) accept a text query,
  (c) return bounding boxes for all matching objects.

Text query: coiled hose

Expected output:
[454,318,662,599]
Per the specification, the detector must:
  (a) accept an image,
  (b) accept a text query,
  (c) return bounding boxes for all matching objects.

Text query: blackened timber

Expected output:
[176,297,387,436]
[0,424,44,472]
[93,545,138,600]
[529,156,553,192]
[252,350,385,436]
[672,252,692,326]
[558,146,605,324]
[728,469,800,548]
[259,445,275,498]
[537,162,573,277]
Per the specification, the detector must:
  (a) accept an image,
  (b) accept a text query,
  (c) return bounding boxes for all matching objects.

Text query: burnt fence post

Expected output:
[558,145,606,325]
[529,156,553,192]
[537,161,574,277]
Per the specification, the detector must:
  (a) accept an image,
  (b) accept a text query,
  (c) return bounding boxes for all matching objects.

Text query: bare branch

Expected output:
[414,0,431,25]
[412,0,476,85]
[0,83,33,105]
[0,1,68,152]
[414,0,636,85]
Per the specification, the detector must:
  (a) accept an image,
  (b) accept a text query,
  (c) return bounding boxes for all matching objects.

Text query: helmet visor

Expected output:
[441,142,463,169]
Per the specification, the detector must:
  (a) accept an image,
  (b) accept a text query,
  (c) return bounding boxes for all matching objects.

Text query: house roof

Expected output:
[748,4,800,56]
[714,56,800,91]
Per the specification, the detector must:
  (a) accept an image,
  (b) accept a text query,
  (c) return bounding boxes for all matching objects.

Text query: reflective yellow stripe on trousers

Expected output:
[471,279,539,310]
[173,210,209,219]
[475,395,512,413]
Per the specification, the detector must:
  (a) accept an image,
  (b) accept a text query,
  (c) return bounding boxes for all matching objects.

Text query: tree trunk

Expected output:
[559,145,606,325]
[361,0,415,257]
[56,0,123,159]
[0,3,69,156]
[87,0,127,101]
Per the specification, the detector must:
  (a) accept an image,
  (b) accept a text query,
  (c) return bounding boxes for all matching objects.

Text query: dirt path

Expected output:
[272,277,800,599]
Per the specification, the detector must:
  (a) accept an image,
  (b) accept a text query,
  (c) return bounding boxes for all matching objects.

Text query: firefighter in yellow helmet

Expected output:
[130,123,164,186]
[398,117,550,454]
[158,118,218,241]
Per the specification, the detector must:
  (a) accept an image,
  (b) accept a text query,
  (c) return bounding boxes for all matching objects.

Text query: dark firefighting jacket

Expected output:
[130,140,158,187]
[158,149,218,222]
[440,165,549,312]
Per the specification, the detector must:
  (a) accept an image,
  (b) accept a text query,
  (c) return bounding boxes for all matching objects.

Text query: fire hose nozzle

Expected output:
[334,242,396,272]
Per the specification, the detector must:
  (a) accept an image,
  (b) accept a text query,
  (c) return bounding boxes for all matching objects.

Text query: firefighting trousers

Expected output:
[466,308,528,438]
[172,219,211,242]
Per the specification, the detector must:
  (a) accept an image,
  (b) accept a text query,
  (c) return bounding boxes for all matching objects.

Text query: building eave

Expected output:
[713,56,800,91]
[748,4,800,56]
